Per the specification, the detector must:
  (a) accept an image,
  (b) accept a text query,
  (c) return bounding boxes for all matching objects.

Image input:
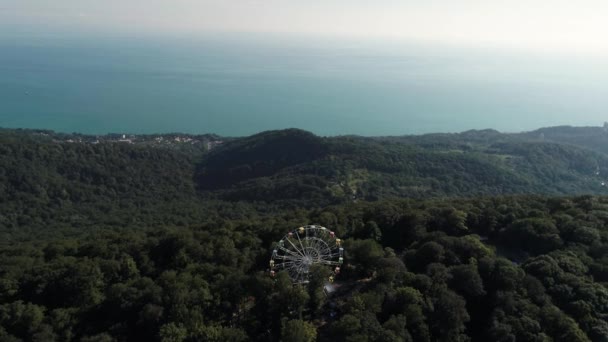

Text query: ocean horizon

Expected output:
[1,33,607,137]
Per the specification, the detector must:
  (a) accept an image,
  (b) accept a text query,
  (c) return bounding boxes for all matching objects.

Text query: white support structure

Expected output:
[270,225,344,284]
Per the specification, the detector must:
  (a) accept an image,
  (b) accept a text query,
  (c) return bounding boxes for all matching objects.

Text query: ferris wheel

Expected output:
[270,225,344,284]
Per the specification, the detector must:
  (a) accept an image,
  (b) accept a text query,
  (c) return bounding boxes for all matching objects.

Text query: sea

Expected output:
[1,33,607,137]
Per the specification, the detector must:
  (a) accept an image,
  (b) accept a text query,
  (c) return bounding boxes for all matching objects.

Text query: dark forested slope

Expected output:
[0,132,203,238]
[196,128,608,203]
[3,127,608,231]
[3,127,608,341]
[197,128,329,190]
[519,125,608,155]
[2,195,608,341]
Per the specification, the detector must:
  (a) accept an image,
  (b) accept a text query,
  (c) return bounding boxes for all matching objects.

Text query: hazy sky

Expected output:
[2,0,607,55]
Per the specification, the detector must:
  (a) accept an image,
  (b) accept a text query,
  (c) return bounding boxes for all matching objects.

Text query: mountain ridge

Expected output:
[2,124,608,215]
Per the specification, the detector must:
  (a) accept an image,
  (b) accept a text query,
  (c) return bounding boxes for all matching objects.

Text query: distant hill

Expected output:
[3,125,608,221]
[517,125,608,155]
[193,127,608,203]
[197,128,329,190]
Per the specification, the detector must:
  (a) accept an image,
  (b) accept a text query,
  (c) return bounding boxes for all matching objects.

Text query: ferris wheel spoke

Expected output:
[283,253,302,261]
[280,259,299,265]
[287,268,299,278]
[308,239,321,258]
[286,237,306,257]
[317,260,340,265]
[276,245,302,259]
[278,257,301,264]
[281,263,298,270]
[271,225,343,283]
[311,238,330,259]
[318,239,331,253]
[277,248,302,258]
[295,232,309,257]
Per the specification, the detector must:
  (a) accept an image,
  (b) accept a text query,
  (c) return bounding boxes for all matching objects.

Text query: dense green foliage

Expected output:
[520,125,608,155]
[198,128,608,203]
[3,194,608,341]
[197,129,328,190]
[3,127,608,341]
[4,127,608,221]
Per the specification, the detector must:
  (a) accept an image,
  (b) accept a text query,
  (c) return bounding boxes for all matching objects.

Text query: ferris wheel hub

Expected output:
[302,256,313,267]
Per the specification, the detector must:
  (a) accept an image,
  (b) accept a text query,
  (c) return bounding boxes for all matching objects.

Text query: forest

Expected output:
[2,127,608,341]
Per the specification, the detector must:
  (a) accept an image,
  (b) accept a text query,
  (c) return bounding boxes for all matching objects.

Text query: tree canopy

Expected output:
[2,128,608,341]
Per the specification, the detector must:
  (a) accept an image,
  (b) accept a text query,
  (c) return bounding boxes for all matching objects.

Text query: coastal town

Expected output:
[23,129,226,151]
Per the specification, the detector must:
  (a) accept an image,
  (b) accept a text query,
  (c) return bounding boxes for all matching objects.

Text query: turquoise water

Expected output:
[1,34,607,136]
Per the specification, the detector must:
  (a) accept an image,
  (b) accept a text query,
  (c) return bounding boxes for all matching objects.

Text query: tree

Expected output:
[430,289,470,341]
[382,315,412,342]
[272,272,310,320]
[345,239,384,277]
[540,306,590,342]
[308,265,332,315]
[449,264,486,298]
[503,218,562,254]
[414,242,445,269]
[359,221,382,242]
[281,319,317,342]
[159,323,187,342]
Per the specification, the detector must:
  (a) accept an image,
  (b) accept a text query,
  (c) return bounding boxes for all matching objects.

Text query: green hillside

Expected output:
[196,128,608,203]
[518,125,608,155]
[3,193,608,341]
[3,127,608,235]
[3,126,608,341]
